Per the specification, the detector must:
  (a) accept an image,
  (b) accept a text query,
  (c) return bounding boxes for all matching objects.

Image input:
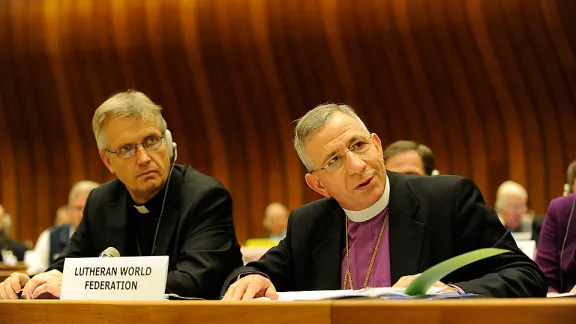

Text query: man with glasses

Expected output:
[0,90,242,300]
[222,103,546,299]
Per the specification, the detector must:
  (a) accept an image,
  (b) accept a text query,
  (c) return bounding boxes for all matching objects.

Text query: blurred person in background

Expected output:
[383,140,438,176]
[564,160,576,196]
[263,202,289,241]
[494,181,532,234]
[53,205,71,227]
[0,205,28,262]
[26,181,100,275]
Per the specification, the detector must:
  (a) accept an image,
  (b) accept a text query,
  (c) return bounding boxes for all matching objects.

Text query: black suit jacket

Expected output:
[223,171,547,297]
[0,237,28,261]
[49,165,243,300]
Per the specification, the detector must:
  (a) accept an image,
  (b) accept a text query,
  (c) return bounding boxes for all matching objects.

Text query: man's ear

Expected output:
[99,151,114,174]
[372,133,383,158]
[305,173,330,198]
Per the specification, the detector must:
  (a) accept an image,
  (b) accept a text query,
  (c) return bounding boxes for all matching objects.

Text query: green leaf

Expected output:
[404,248,511,296]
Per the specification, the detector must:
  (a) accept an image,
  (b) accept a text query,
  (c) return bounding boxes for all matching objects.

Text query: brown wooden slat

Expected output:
[0,0,574,242]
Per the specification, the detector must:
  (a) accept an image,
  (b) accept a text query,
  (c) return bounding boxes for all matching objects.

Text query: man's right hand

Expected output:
[222,274,278,300]
[0,272,30,300]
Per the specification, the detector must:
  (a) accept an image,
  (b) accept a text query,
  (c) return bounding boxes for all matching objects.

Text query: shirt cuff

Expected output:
[447,284,465,294]
[236,271,270,282]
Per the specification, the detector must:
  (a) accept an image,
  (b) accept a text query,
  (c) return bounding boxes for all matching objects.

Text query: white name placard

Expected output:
[60,256,169,301]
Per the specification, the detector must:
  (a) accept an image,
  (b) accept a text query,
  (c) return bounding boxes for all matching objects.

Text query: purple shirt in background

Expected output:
[341,207,391,289]
[536,194,576,293]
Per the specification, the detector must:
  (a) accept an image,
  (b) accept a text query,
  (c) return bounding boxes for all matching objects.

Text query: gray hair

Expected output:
[293,103,369,171]
[92,90,167,150]
[68,180,100,205]
[494,180,528,211]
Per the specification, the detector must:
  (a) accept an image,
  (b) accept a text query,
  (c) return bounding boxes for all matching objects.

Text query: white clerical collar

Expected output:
[133,205,150,214]
[342,175,390,223]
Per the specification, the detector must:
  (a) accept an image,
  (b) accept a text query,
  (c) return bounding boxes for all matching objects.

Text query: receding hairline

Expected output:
[101,114,164,149]
[495,181,528,210]
[92,90,166,150]
[304,111,369,162]
[293,103,370,171]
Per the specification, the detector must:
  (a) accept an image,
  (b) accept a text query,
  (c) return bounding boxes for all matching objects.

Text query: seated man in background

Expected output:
[383,140,438,176]
[26,181,100,276]
[263,202,289,240]
[0,206,28,262]
[0,90,243,300]
[53,205,71,227]
[222,103,546,300]
[240,203,290,264]
[494,181,533,234]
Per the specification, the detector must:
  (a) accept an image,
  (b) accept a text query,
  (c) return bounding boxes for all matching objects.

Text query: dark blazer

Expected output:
[0,237,28,261]
[535,194,576,293]
[531,216,545,246]
[49,165,243,300]
[223,171,547,298]
[49,224,72,264]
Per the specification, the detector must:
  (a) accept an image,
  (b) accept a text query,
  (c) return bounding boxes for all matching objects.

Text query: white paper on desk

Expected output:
[547,292,576,298]
[516,240,536,260]
[255,287,444,301]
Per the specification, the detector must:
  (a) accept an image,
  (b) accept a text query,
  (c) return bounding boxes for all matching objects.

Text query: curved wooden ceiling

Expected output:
[0,0,575,242]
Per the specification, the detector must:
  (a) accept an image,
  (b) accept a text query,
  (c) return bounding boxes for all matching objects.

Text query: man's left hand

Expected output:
[21,270,63,299]
[392,273,446,289]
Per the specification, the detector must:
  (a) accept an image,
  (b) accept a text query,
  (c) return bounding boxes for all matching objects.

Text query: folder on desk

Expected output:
[547,292,576,298]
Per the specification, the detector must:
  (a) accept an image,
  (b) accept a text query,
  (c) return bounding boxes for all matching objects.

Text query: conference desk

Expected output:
[0,299,575,324]
[333,299,576,324]
[0,271,13,281]
[0,269,26,281]
[0,262,27,281]
[0,262,27,271]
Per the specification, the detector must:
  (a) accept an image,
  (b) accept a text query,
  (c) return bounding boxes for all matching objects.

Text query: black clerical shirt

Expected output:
[125,188,166,257]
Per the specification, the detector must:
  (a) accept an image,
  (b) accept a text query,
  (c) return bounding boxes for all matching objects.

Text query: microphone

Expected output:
[99,247,120,258]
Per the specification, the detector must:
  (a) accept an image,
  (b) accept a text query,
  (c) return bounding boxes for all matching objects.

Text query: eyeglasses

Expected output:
[309,134,375,174]
[106,135,164,159]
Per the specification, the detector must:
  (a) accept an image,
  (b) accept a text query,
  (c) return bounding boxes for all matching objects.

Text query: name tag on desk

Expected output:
[60,256,168,301]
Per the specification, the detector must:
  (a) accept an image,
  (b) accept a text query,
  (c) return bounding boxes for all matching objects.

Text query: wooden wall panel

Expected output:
[0,0,575,243]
